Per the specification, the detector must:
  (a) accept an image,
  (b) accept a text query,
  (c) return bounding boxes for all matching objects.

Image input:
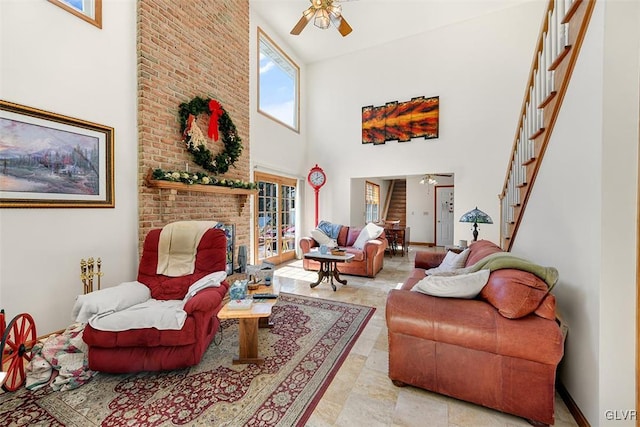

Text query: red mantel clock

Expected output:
[307,164,326,227]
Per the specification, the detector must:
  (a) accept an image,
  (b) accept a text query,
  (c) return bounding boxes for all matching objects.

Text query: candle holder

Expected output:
[80,257,103,294]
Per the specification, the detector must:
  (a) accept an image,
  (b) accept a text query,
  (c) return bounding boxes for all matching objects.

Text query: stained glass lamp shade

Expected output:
[459,207,493,241]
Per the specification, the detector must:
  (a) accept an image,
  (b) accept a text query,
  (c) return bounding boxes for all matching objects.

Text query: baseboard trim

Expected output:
[408,242,435,247]
[557,381,590,427]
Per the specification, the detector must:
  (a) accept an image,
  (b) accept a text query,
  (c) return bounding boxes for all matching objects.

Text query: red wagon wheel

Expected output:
[1,313,37,392]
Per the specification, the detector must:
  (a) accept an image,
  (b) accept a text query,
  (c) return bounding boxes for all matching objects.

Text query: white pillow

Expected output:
[425,248,470,275]
[352,222,385,250]
[72,281,151,323]
[412,269,490,299]
[310,229,338,248]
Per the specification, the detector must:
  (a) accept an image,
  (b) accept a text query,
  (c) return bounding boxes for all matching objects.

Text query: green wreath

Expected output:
[178,96,242,175]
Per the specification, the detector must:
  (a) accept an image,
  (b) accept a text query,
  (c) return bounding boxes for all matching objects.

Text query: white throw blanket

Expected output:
[156,221,218,277]
[72,272,226,332]
[89,299,187,331]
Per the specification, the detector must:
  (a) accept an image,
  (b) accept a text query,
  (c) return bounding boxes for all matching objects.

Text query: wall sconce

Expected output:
[459,207,493,241]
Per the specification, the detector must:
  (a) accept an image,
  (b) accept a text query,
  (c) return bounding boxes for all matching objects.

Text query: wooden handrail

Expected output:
[499,0,595,250]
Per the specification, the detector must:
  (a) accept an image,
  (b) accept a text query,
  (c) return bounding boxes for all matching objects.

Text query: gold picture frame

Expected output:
[0,100,114,208]
[48,0,102,29]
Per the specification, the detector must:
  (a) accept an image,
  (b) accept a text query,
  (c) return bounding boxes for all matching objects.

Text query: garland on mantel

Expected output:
[178,96,243,176]
[152,168,256,189]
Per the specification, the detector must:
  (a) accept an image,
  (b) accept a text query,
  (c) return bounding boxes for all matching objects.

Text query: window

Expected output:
[365,181,380,223]
[258,28,300,132]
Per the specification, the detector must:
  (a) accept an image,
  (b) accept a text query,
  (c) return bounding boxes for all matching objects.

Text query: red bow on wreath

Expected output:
[208,100,223,141]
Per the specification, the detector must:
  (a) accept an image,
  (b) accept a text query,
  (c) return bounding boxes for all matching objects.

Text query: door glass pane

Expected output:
[280,185,296,253]
[258,182,278,260]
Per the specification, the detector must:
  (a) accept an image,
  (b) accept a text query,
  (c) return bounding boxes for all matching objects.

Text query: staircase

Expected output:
[499,0,595,251]
[384,179,406,227]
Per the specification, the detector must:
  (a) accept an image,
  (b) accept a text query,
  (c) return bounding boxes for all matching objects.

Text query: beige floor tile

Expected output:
[392,386,449,427]
[334,392,396,427]
[307,398,343,426]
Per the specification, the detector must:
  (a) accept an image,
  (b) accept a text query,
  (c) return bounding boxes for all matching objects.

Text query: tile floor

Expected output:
[272,246,578,427]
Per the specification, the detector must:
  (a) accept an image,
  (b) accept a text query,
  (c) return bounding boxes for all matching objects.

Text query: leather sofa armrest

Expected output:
[414,251,445,269]
[363,237,386,258]
[299,237,317,254]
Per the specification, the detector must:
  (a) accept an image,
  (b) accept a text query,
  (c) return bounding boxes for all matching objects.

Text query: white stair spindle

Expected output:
[550,10,557,61]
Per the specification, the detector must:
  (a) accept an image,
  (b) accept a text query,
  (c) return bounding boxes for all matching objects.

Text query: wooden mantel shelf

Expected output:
[145,170,258,196]
[146,178,257,196]
[145,169,256,219]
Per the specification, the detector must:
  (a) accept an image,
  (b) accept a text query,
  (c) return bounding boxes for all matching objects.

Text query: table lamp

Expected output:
[459,207,493,241]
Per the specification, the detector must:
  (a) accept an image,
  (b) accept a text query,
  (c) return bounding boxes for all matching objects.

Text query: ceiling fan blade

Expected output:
[290,7,314,35]
[336,16,352,36]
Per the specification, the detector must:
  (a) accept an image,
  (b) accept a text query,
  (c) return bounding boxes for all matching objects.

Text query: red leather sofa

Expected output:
[82,227,229,373]
[385,240,565,425]
[299,225,387,278]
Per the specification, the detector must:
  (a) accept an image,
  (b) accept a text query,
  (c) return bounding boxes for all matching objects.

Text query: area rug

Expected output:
[0,293,374,426]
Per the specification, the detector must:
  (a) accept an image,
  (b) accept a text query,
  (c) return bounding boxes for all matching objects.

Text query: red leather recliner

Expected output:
[82,227,229,373]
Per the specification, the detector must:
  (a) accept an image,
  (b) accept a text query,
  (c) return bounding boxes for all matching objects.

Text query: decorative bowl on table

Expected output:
[331,248,346,256]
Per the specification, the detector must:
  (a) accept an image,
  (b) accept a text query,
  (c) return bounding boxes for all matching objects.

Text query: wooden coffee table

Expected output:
[303,251,355,291]
[217,281,279,365]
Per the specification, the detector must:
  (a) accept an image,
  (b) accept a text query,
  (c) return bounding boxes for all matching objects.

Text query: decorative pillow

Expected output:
[479,269,549,319]
[346,227,362,247]
[412,269,490,299]
[425,248,470,275]
[352,222,384,250]
[310,228,338,248]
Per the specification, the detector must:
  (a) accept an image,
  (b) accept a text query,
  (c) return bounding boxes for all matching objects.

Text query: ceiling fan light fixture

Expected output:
[419,174,439,185]
[291,0,352,36]
[314,9,330,29]
[328,3,342,17]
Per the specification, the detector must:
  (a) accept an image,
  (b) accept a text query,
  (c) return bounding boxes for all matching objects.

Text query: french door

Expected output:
[254,172,297,265]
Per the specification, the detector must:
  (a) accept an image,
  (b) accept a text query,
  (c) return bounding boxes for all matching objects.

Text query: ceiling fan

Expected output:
[419,173,453,185]
[290,0,353,37]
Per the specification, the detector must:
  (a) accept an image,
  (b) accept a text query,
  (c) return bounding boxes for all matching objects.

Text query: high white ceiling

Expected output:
[250,0,537,64]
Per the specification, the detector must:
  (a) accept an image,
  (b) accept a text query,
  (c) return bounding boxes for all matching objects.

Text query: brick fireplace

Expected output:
[137,0,251,263]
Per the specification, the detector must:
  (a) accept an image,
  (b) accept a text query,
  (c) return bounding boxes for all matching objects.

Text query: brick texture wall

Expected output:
[137,0,251,259]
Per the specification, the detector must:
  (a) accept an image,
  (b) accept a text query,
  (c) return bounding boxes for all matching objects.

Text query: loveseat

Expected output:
[385,240,565,425]
[81,226,229,373]
[299,223,388,278]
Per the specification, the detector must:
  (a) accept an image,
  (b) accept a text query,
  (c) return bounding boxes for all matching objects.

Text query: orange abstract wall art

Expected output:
[362,96,439,144]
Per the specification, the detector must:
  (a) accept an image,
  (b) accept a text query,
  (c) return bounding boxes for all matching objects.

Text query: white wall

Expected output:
[304,1,546,243]
[513,1,640,424]
[0,0,138,333]
[249,9,309,256]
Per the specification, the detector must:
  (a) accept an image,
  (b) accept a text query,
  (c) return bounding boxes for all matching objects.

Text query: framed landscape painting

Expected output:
[0,100,114,208]
[48,0,102,29]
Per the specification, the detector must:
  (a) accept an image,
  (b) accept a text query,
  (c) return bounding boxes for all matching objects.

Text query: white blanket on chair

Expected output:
[88,299,187,331]
[72,272,227,331]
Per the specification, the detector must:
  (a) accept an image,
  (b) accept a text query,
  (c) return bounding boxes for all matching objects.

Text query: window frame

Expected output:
[257,27,300,133]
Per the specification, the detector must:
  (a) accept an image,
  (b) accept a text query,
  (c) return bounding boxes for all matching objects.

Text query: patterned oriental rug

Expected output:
[0,294,375,426]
